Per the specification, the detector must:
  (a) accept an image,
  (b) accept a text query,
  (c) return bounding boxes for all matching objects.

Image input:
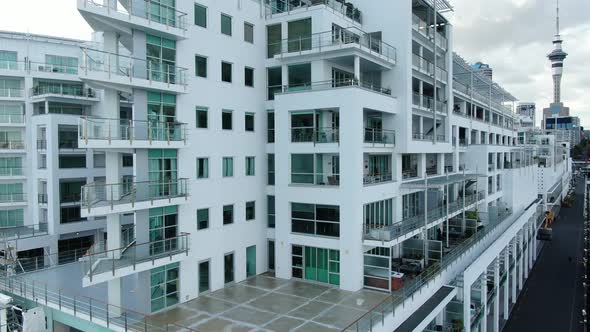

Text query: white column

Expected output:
[503,248,509,320]
[523,230,529,279]
[493,259,500,332]
[518,234,524,291]
[511,240,517,303]
[354,55,361,81]
[480,274,487,332]
[108,278,122,317]
[463,282,472,332]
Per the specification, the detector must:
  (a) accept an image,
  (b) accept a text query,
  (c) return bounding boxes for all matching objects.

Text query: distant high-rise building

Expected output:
[472,61,493,79]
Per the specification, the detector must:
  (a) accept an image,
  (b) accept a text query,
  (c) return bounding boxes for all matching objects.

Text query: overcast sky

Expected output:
[0,0,587,127]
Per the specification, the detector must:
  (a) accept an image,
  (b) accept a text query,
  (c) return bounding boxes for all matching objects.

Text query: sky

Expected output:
[0,0,588,127]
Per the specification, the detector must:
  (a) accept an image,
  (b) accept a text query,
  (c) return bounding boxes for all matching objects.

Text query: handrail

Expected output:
[364,128,395,145]
[31,85,95,98]
[268,26,396,63]
[0,223,49,242]
[0,193,26,203]
[83,0,188,30]
[79,116,187,144]
[281,78,392,96]
[0,167,23,176]
[290,126,339,143]
[264,0,362,24]
[0,88,24,98]
[0,113,24,124]
[0,140,25,149]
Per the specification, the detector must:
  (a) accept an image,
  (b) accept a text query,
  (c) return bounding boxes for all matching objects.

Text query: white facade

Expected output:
[0,1,573,332]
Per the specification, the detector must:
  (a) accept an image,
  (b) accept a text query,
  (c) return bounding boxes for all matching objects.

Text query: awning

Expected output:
[402,173,486,190]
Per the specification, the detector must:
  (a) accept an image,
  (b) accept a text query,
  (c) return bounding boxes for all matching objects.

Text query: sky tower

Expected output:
[547,0,568,103]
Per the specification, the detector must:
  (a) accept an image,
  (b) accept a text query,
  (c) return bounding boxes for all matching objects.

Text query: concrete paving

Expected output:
[504,176,585,332]
[150,273,388,331]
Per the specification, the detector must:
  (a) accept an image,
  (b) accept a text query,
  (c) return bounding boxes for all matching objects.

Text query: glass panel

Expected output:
[288,18,312,52]
[246,245,256,277]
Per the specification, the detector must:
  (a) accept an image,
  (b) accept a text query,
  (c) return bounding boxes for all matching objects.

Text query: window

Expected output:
[221,62,232,83]
[221,14,232,36]
[59,181,84,203]
[194,3,207,28]
[60,206,83,224]
[244,22,254,43]
[267,196,275,228]
[288,63,312,90]
[268,240,275,270]
[147,92,177,140]
[197,208,209,230]
[195,55,207,78]
[150,263,179,312]
[267,67,282,100]
[223,204,234,225]
[0,183,24,203]
[93,153,105,168]
[196,158,209,179]
[122,154,133,167]
[146,35,176,84]
[267,154,275,185]
[291,203,340,238]
[222,110,233,130]
[245,156,255,176]
[195,107,208,128]
[245,112,255,131]
[222,157,233,177]
[45,54,78,74]
[287,18,312,52]
[266,24,281,58]
[59,155,86,169]
[292,245,340,286]
[199,260,210,293]
[224,253,234,283]
[267,111,275,143]
[0,51,17,70]
[245,67,254,87]
[0,209,23,227]
[149,206,178,255]
[246,201,255,220]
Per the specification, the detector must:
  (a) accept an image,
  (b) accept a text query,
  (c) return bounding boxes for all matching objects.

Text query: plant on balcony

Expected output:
[465,210,479,220]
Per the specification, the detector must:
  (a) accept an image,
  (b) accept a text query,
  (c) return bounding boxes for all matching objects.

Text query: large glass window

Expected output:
[199,260,210,293]
[60,206,84,224]
[0,51,17,70]
[0,209,24,227]
[0,104,23,124]
[196,157,209,179]
[0,157,22,176]
[150,263,179,312]
[149,206,178,255]
[246,245,256,277]
[291,154,314,184]
[364,199,393,229]
[59,155,86,169]
[288,18,312,52]
[292,245,339,286]
[267,24,281,58]
[402,192,422,219]
[245,156,255,176]
[267,67,282,100]
[148,92,178,140]
[222,157,233,177]
[147,35,176,83]
[267,195,275,228]
[197,208,209,230]
[224,252,234,283]
[45,55,78,74]
[195,107,208,128]
[0,79,22,98]
[59,180,84,203]
[194,3,207,28]
[147,0,177,26]
[221,14,232,36]
[291,203,340,237]
[148,149,178,197]
[288,63,311,90]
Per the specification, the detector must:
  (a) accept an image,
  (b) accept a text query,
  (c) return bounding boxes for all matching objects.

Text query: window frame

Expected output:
[245,156,255,176]
[195,55,208,78]
[221,61,233,83]
[221,13,232,36]
[194,3,207,28]
[246,201,256,221]
[244,22,254,43]
[222,110,233,130]
[222,156,234,177]
[244,67,254,87]
[195,106,208,129]
[197,208,209,230]
[245,112,255,132]
[196,157,209,179]
[223,204,234,225]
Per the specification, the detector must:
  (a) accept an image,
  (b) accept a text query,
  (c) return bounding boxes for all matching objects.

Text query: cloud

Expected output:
[451,0,590,128]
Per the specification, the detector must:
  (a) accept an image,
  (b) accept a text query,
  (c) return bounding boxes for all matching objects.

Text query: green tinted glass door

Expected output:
[246,245,256,277]
[304,247,316,281]
[317,248,329,283]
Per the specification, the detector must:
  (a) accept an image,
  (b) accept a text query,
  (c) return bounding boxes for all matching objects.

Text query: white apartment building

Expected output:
[0,1,572,332]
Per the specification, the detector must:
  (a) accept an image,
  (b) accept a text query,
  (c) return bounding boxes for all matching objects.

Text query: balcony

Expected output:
[412,93,446,113]
[0,140,25,152]
[264,0,362,24]
[0,60,26,73]
[0,113,24,126]
[83,233,189,285]
[0,223,49,242]
[78,117,187,149]
[364,128,395,146]
[79,48,187,93]
[364,173,393,185]
[411,14,448,51]
[291,127,339,144]
[269,27,396,68]
[412,53,434,76]
[0,193,26,206]
[0,167,24,178]
[402,169,419,180]
[81,178,188,217]
[60,193,82,205]
[38,193,48,205]
[30,85,98,103]
[78,0,188,43]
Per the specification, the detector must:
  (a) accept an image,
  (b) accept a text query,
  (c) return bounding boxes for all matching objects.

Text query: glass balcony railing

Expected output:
[83,233,190,282]
[290,127,339,143]
[269,27,396,63]
[412,53,434,75]
[38,193,48,204]
[363,173,393,185]
[0,167,23,176]
[364,128,395,145]
[264,0,362,24]
[0,140,25,150]
[31,85,96,98]
[291,172,340,186]
[79,117,187,144]
[411,14,448,50]
[81,0,188,30]
[81,178,189,210]
[0,193,26,203]
[0,113,24,124]
[0,88,24,98]
[282,79,392,96]
[80,48,188,87]
[0,60,26,71]
[402,169,418,180]
[29,61,78,75]
[0,223,49,241]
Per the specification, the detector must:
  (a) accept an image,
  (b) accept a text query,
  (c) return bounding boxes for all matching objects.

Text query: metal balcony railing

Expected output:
[79,117,187,145]
[290,127,339,143]
[80,48,188,87]
[412,53,434,75]
[364,128,395,145]
[0,140,25,150]
[0,60,26,71]
[0,113,24,124]
[413,132,434,141]
[81,178,189,210]
[60,193,82,204]
[291,172,340,186]
[82,0,188,30]
[31,85,95,98]
[264,0,362,24]
[402,169,418,180]
[0,223,49,242]
[363,173,393,185]
[0,88,24,98]
[83,233,190,282]
[411,14,448,50]
[29,61,78,75]
[268,27,396,63]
